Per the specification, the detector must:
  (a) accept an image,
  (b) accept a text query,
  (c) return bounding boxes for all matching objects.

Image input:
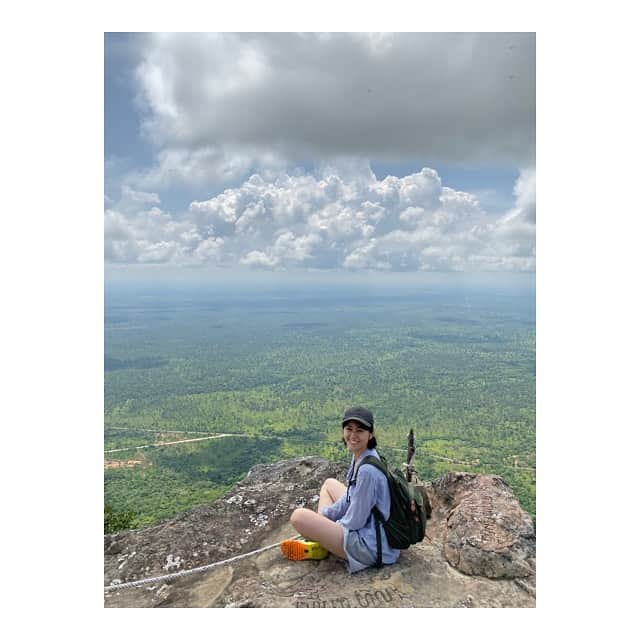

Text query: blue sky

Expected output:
[104,32,535,282]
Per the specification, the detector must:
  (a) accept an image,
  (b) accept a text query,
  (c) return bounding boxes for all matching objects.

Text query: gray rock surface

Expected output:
[428,472,536,579]
[104,457,535,607]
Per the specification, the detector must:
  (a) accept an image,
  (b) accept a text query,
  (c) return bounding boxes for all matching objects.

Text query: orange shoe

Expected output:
[280,538,329,561]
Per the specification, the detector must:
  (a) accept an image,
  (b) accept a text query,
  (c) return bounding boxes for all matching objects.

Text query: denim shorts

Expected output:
[341,525,376,574]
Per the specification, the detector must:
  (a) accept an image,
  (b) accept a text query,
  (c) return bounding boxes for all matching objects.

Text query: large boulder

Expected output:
[426,472,536,579]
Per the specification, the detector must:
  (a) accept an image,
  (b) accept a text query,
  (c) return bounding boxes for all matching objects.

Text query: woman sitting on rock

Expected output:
[280,407,400,573]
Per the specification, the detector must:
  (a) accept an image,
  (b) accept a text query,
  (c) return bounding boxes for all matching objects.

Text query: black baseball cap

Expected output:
[342,406,374,430]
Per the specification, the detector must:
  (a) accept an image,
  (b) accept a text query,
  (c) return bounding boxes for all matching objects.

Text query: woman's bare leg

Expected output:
[318,478,346,512]
[290,508,346,558]
[283,478,348,560]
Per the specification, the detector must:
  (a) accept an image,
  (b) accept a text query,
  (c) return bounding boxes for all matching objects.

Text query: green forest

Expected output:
[104,283,535,531]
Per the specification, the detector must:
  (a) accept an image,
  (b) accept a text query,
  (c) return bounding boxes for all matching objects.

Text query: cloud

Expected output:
[120,185,160,205]
[104,165,535,272]
[104,187,224,266]
[133,32,535,177]
[127,146,290,192]
[489,168,536,267]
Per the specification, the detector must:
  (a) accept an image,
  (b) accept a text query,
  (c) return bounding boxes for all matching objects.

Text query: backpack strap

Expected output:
[372,507,383,568]
[353,455,387,482]
[355,455,388,569]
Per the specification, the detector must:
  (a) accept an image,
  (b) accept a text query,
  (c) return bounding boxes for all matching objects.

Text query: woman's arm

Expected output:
[321,492,349,521]
[320,458,354,521]
[336,467,378,531]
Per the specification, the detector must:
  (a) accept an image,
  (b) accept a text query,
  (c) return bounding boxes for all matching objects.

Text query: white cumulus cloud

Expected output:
[104,166,535,272]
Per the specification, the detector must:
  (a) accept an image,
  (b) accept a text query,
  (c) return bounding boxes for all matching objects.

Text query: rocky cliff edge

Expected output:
[104,456,536,608]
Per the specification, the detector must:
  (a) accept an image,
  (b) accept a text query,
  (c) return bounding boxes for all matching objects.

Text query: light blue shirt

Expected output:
[321,449,400,568]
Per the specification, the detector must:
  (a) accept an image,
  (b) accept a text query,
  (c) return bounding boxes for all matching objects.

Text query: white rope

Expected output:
[104,536,302,593]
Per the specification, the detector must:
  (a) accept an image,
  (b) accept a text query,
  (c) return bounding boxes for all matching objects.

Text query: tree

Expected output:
[104,503,136,534]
